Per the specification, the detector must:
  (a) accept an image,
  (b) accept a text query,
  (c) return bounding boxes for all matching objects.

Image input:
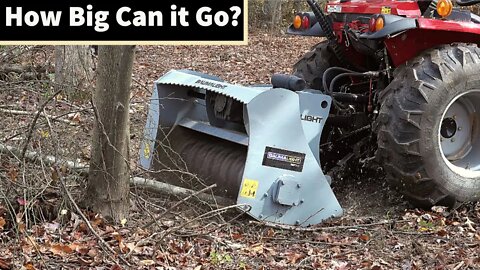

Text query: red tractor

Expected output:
[289,0,480,208]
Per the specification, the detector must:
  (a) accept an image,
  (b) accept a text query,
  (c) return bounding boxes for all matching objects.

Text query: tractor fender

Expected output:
[287,22,326,37]
[359,15,417,40]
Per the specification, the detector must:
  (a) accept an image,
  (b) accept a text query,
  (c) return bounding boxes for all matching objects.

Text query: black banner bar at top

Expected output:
[0,0,246,44]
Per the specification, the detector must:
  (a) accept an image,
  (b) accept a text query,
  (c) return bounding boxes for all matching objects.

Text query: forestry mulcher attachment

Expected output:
[139,70,342,226]
[141,0,480,226]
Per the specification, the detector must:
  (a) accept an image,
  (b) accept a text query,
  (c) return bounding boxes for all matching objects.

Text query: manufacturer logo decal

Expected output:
[262,147,306,172]
[381,6,391,14]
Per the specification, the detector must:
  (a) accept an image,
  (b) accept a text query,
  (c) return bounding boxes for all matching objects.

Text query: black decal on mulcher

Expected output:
[262,147,305,172]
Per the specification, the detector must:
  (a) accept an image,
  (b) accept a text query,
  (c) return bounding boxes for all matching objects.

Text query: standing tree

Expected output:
[263,0,283,27]
[85,46,135,222]
[293,0,303,13]
[54,46,94,93]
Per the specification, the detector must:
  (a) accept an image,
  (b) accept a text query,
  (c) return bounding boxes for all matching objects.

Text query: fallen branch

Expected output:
[0,142,233,206]
[131,177,233,207]
[0,143,88,174]
[0,65,41,80]
[0,64,46,75]
[0,108,77,126]
[452,261,465,270]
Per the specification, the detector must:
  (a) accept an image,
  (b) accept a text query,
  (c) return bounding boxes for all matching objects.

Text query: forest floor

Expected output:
[0,30,479,270]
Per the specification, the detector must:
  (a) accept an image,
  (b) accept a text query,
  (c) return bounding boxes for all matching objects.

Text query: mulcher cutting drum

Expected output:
[139,70,343,226]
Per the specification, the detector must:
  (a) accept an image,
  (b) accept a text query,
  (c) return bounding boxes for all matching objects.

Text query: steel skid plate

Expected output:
[139,70,343,226]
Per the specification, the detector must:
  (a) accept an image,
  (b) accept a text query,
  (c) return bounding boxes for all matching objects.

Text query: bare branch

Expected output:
[21,89,63,160]
[0,108,77,126]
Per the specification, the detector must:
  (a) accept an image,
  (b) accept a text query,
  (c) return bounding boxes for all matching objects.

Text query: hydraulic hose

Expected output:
[329,72,380,94]
[329,73,368,94]
[322,66,358,93]
[306,0,346,64]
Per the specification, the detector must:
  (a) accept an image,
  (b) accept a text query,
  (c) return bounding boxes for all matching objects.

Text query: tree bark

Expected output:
[54,46,93,93]
[86,46,135,223]
[293,0,302,13]
[263,0,283,27]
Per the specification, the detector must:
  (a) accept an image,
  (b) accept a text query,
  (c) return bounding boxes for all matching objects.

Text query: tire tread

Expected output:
[376,43,480,207]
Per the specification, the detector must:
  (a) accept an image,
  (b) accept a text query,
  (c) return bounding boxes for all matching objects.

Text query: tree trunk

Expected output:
[86,46,135,223]
[293,0,302,13]
[263,0,283,27]
[54,46,93,93]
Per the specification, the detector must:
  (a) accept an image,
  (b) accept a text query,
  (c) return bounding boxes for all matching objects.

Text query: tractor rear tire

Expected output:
[376,43,480,208]
[293,40,338,90]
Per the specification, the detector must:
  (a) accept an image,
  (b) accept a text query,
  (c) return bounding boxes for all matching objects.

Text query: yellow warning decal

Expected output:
[143,142,151,159]
[240,179,259,199]
[381,6,392,14]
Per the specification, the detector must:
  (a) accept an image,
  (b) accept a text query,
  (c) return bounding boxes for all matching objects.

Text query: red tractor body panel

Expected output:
[324,0,480,66]
[417,17,480,33]
[291,1,480,66]
[385,28,480,66]
[386,19,480,66]
[326,0,421,17]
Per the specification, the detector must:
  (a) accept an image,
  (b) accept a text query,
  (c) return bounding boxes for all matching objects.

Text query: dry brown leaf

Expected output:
[125,242,136,253]
[437,229,448,237]
[359,234,370,242]
[0,258,10,270]
[105,225,115,233]
[231,233,243,240]
[0,218,6,230]
[92,217,104,227]
[112,232,123,243]
[68,242,90,255]
[22,236,39,255]
[76,247,90,255]
[50,243,74,256]
[87,248,98,258]
[50,167,59,182]
[316,232,333,243]
[361,261,373,268]
[287,252,306,264]
[265,228,275,238]
[169,241,184,254]
[7,167,17,182]
[110,265,122,270]
[23,262,35,270]
[77,222,88,234]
